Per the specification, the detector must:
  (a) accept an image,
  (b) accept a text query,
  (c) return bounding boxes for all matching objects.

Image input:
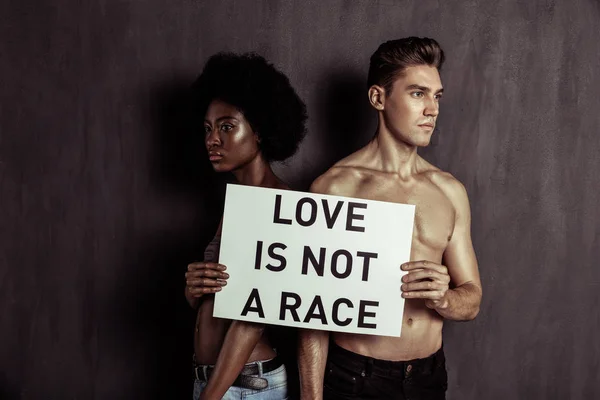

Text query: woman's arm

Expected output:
[199,320,266,400]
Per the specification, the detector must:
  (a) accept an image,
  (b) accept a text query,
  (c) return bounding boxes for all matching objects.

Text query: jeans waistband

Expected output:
[328,341,444,378]
[193,356,282,390]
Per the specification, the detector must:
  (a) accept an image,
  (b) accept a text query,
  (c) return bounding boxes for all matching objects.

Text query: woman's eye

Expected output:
[203,125,211,134]
[221,124,233,132]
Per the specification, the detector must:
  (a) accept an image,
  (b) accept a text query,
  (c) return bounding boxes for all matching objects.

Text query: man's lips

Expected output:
[418,123,435,129]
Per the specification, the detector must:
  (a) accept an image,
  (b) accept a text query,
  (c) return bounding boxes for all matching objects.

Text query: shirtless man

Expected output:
[298,37,482,400]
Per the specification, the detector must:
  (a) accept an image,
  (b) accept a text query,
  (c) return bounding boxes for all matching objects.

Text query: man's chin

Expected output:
[415,137,432,147]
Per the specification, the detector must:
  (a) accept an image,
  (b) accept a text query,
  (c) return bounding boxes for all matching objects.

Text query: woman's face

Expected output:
[204,99,261,173]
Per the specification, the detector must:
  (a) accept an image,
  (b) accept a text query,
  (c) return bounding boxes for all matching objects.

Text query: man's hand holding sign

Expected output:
[401,260,450,309]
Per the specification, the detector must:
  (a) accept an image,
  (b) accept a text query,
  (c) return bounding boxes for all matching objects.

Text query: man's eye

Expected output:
[435,94,443,100]
[412,91,424,98]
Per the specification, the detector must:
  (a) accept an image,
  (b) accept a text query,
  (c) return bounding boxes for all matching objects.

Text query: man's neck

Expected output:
[366,127,421,179]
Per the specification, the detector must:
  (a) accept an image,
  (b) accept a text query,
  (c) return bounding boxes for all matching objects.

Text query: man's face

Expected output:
[380,65,443,147]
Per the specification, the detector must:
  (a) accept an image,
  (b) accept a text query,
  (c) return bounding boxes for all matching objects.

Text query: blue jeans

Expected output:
[193,364,288,400]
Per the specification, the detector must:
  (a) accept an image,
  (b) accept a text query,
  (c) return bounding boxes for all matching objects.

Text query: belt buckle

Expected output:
[238,375,269,390]
[194,365,210,382]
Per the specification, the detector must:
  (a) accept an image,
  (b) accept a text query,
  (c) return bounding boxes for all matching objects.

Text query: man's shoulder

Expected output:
[313,148,379,193]
[423,167,469,208]
[310,164,365,196]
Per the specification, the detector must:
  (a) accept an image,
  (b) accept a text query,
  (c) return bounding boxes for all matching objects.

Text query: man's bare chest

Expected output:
[350,181,455,252]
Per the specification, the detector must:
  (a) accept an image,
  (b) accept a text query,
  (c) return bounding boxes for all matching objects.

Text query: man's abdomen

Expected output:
[332,305,443,361]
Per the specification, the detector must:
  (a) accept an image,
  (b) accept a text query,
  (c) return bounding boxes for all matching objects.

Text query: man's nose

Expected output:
[424,97,439,117]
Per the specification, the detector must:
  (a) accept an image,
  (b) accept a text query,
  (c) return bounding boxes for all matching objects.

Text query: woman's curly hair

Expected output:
[191,52,308,162]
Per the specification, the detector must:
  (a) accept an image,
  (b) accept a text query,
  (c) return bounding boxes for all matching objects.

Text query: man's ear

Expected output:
[368,85,385,111]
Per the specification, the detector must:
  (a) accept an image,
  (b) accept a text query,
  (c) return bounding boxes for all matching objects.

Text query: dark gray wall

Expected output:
[1,0,599,398]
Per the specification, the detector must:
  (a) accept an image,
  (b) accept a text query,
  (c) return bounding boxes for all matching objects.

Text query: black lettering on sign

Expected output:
[241,289,265,318]
[254,241,263,270]
[346,202,367,232]
[356,251,378,281]
[357,300,378,328]
[279,292,301,322]
[266,242,287,272]
[332,298,353,326]
[331,249,352,279]
[301,246,326,276]
[303,295,328,325]
[322,199,344,229]
[273,194,292,225]
[296,197,318,227]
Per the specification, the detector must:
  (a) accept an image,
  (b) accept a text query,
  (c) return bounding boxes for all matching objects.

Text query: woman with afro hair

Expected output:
[184,52,307,400]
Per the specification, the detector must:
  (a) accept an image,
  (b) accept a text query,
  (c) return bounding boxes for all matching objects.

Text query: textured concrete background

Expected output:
[1,0,599,398]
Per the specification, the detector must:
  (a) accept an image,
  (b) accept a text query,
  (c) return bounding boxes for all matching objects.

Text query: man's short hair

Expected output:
[367,37,445,95]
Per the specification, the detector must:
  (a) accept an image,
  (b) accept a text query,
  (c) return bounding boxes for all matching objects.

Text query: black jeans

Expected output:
[323,342,447,400]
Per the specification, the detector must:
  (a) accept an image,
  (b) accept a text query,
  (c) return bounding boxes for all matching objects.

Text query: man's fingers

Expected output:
[401,290,445,300]
[400,260,447,274]
[401,281,446,292]
[402,269,449,283]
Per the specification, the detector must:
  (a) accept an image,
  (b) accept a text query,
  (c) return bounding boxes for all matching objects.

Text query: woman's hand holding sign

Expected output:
[400,260,451,310]
[186,262,230,297]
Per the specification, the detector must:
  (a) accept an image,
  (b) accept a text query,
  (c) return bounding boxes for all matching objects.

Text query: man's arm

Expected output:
[402,179,482,320]
[298,329,329,400]
[432,280,481,321]
[199,321,265,400]
[437,179,482,320]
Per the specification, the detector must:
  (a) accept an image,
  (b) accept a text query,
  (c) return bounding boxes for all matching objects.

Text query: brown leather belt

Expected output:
[194,356,282,390]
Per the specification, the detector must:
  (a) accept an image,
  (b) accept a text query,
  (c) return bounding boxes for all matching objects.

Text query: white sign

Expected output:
[213,184,415,337]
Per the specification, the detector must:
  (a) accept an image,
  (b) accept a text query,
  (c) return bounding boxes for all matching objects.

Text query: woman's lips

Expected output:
[208,151,223,161]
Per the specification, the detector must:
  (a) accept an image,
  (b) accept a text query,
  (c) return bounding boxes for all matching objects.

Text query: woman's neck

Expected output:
[231,154,283,189]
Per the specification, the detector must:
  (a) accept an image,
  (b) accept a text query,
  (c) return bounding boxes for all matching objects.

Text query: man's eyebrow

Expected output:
[406,84,444,94]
